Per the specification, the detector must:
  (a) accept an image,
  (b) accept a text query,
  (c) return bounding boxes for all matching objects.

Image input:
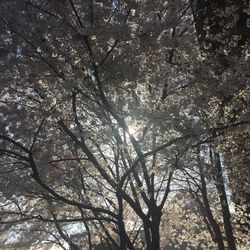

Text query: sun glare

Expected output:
[128,126,137,135]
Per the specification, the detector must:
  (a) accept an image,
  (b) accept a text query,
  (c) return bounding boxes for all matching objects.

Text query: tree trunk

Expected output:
[197,150,225,250]
[150,222,160,250]
[149,204,161,250]
[213,151,236,250]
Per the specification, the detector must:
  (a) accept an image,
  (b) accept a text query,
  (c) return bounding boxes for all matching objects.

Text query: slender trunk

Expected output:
[200,186,225,250]
[83,221,93,250]
[143,222,152,250]
[117,217,136,250]
[117,218,126,250]
[49,208,80,250]
[197,149,225,249]
[117,191,136,250]
[79,208,93,250]
[91,211,120,249]
[213,151,237,250]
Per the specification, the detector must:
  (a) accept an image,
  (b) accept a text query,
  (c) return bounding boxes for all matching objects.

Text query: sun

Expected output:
[128,126,137,135]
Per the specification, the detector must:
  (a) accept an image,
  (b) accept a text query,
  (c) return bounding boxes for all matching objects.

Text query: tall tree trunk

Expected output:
[144,221,152,250]
[212,150,236,250]
[117,192,136,250]
[197,150,225,250]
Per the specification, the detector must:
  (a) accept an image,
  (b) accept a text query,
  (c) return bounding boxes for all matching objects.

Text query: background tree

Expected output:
[192,0,250,247]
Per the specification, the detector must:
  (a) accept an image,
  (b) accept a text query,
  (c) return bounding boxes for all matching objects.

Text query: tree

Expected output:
[192,0,250,247]
[0,0,249,249]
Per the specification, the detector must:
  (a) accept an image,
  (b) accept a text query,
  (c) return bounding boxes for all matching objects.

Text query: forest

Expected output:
[0,0,249,249]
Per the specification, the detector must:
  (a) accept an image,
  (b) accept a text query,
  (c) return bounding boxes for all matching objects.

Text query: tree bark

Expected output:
[196,149,225,250]
[213,151,236,250]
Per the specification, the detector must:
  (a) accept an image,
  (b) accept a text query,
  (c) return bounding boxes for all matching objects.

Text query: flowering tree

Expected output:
[0,0,249,249]
[192,1,250,248]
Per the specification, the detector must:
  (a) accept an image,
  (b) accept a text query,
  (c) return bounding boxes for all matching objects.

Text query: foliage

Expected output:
[0,0,249,249]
